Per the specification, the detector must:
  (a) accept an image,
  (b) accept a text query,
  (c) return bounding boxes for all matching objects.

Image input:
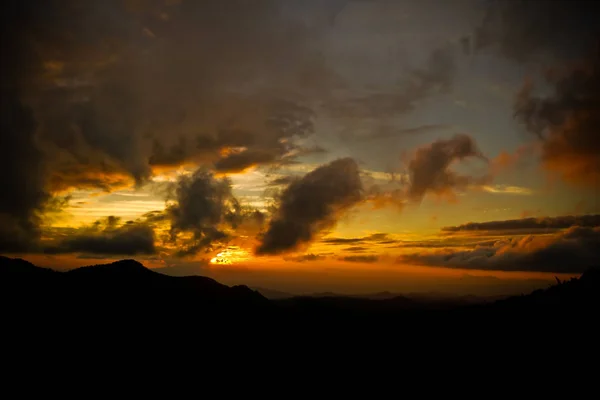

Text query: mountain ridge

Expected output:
[2,256,599,338]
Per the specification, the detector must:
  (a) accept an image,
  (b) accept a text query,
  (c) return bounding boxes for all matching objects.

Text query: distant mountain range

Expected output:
[253,287,509,304]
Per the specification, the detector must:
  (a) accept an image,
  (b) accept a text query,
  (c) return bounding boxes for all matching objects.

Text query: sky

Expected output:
[2,0,599,295]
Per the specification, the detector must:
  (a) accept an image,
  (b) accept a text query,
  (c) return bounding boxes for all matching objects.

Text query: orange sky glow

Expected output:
[2,0,599,297]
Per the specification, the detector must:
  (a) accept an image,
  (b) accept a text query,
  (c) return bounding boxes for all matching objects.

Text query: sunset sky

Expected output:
[2,0,599,295]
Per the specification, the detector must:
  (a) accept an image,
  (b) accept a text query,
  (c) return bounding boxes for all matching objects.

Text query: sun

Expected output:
[209,246,250,265]
[210,253,232,264]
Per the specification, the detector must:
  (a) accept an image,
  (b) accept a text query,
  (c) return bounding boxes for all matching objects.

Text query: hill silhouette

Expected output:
[1,256,271,335]
[2,256,599,344]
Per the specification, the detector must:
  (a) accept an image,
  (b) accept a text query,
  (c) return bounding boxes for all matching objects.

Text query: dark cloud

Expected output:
[167,169,239,256]
[45,217,156,255]
[366,233,389,241]
[323,233,392,246]
[343,246,369,252]
[0,0,337,248]
[443,214,600,233]
[323,238,363,245]
[393,240,498,249]
[340,255,379,263]
[256,158,363,255]
[148,136,199,168]
[203,99,318,173]
[401,226,600,273]
[514,51,600,186]
[465,0,600,63]
[0,94,48,252]
[0,1,51,252]
[164,167,263,256]
[141,210,168,224]
[284,253,328,263]
[407,134,489,202]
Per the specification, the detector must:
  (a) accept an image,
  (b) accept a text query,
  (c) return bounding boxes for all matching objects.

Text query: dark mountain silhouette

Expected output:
[1,256,265,299]
[2,256,599,345]
[252,286,296,299]
[1,256,271,334]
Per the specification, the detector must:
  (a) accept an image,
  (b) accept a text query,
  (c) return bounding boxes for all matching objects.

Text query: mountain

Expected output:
[1,256,271,330]
[2,256,599,339]
[252,287,296,299]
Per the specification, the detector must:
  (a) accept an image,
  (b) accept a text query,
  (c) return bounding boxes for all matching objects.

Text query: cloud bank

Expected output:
[45,217,156,256]
[402,226,600,273]
[443,214,600,233]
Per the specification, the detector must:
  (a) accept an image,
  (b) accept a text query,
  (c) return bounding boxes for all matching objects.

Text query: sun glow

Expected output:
[210,246,250,264]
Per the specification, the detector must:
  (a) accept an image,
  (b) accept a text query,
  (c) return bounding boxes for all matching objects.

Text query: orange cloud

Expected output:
[49,170,133,194]
[542,112,600,186]
[514,53,600,188]
[491,143,537,175]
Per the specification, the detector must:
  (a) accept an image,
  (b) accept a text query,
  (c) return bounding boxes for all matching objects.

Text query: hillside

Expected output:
[2,256,599,337]
[1,256,271,327]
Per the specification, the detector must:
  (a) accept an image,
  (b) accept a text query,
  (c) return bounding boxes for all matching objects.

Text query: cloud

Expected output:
[465,0,600,63]
[163,167,264,257]
[514,52,600,187]
[401,226,600,273]
[343,246,368,253]
[0,0,339,251]
[481,185,533,195]
[283,253,328,263]
[214,148,279,173]
[490,144,537,175]
[44,217,156,255]
[393,239,500,249]
[0,1,51,252]
[0,94,48,252]
[166,168,239,256]
[267,176,296,187]
[442,214,600,233]
[340,255,379,263]
[256,158,363,254]
[323,233,391,246]
[323,237,363,245]
[141,210,168,224]
[407,134,489,202]
[362,176,407,210]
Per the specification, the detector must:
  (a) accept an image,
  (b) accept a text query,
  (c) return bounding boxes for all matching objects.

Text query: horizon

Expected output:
[2,0,599,296]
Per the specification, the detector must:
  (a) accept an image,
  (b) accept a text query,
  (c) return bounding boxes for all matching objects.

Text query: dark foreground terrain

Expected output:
[2,256,599,349]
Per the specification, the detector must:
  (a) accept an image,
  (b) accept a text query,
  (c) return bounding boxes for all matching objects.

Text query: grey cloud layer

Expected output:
[402,226,600,273]
[465,0,600,62]
[44,217,156,256]
[443,215,600,233]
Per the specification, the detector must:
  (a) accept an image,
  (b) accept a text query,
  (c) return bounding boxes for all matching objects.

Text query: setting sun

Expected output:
[210,246,250,265]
